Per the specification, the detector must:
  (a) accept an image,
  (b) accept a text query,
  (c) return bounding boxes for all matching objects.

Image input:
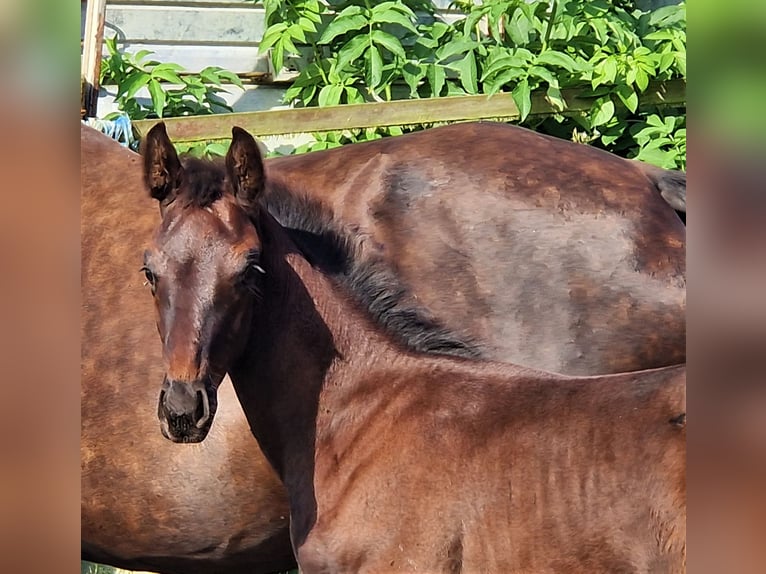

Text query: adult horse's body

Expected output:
[82,120,685,573]
[81,128,294,574]
[145,125,687,573]
[265,122,686,375]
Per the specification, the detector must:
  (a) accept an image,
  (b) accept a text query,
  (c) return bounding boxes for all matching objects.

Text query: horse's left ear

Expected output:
[141,122,183,206]
[226,126,265,211]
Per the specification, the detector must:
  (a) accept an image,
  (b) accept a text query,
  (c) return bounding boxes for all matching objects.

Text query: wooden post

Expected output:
[81,0,107,118]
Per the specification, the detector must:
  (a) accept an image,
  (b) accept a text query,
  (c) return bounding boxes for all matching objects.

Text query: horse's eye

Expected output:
[140,266,157,291]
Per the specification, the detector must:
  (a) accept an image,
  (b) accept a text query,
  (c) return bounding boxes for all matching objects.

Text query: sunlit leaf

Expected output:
[590,96,615,127]
[318,14,368,44]
[148,79,166,118]
[512,78,531,121]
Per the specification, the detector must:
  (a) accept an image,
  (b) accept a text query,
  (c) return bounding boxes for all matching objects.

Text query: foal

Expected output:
[143,124,686,573]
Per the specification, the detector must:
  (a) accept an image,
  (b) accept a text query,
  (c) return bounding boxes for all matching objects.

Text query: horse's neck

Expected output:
[229,212,395,485]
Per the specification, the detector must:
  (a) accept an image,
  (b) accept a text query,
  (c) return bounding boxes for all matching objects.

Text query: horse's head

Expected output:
[141,123,266,443]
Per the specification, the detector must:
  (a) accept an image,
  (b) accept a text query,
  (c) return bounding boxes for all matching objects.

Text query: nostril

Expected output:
[195,390,210,429]
[158,390,167,421]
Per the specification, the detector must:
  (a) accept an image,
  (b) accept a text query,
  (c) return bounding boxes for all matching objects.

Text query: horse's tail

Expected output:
[631,160,686,214]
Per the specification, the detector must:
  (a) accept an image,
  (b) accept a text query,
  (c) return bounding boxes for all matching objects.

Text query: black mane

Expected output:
[263,184,483,360]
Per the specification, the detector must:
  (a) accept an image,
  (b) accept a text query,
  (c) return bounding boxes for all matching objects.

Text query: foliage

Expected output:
[630,112,686,169]
[100,36,244,120]
[256,0,686,168]
[174,139,232,159]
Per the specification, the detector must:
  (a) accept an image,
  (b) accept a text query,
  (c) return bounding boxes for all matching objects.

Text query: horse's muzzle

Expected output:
[158,378,212,443]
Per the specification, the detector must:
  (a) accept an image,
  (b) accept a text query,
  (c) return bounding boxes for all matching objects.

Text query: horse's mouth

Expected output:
[157,389,216,443]
[159,415,212,443]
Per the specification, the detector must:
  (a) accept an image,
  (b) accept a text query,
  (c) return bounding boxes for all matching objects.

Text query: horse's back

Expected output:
[266,122,686,375]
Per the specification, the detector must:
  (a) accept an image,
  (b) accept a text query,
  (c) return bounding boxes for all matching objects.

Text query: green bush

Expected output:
[100,36,243,120]
[257,0,686,167]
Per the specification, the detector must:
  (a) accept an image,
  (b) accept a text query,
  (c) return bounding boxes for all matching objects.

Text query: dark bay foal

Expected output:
[143,124,686,573]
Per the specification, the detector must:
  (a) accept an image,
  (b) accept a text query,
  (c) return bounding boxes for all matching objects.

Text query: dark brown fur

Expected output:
[145,125,687,573]
[82,119,685,573]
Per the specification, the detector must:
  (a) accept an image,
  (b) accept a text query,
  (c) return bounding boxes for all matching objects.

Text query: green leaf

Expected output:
[118,71,151,99]
[288,23,307,44]
[216,70,244,89]
[528,65,558,88]
[507,8,532,46]
[635,146,676,169]
[546,85,566,112]
[643,30,675,42]
[463,9,486,38]
[369,47,383,89]
[148,79,166,118]
[615,83,638,113]
[318,14,368,44]
[589,19,608,44]
[649,5,686,27]
[536,50,580,72]
[105,36,118,55]
[205,143,229,157]
[402,62,425,97]
[371,8,417,33]
[426,64,445,97]
[481,55,531,81]
[133,49,154,64]
[298,16,318,34]
[512,78,531,122]
[272,42,285,73]
[344,86,365,104]
[284,83,303,103]
[372,1,415,19]
[590,96,615,127]
[198,68,221,84]
[151,69,184,84]
[337,36,369,69]
[448,52,477,94]
[152,62,185,72]
[601,57,617,84]
[281,35,299,55]
[634,68,649,91]
[371,30,405,59]
[317,84,343,107]
[259,23,288,52]
[334,4,364,18]
[484,67,525,95]
[435,39,477,63]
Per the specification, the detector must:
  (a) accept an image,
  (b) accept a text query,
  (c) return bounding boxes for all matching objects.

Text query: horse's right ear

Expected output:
[141,122,183,205]
[226,126,265,212]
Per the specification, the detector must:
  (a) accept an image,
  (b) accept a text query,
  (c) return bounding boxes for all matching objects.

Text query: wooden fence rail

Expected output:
[132,79,685,142]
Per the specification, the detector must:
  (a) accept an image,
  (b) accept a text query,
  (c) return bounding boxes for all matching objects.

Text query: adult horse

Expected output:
[82,120,685,573]
[145,124,687,572]
[81,126,294,574]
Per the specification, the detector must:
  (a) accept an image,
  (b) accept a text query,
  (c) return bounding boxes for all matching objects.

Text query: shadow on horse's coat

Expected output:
[145,124,687,573]
[81,119,685,573]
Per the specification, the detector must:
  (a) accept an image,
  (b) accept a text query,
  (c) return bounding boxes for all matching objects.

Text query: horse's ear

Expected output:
[226,126,265,211]
[141,122,183,206]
